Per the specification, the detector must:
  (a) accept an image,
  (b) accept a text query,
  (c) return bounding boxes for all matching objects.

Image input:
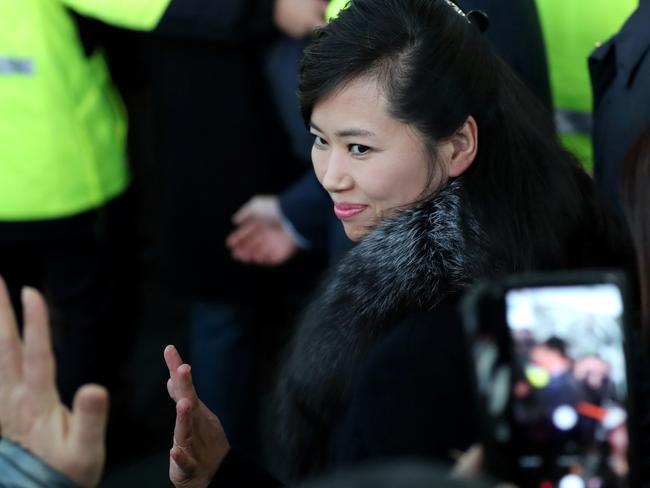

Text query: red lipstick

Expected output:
[334,203,368,219]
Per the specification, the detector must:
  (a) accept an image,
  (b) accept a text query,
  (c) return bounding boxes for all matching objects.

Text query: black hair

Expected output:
[299,0,631,273]
[544,336,568,358]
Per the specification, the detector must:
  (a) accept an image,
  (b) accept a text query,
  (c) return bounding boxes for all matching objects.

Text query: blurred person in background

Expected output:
[0,0,180,428]
[0,0,327,464]
[620,123,650,332]
[590,0,650,210]
[535,0,637,171]
[137,0,328,460]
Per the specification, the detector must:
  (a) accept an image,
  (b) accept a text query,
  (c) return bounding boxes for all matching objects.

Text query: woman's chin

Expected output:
[343,223,371,242]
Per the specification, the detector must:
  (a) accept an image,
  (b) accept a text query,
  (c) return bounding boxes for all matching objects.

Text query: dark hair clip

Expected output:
[467,10,489,33]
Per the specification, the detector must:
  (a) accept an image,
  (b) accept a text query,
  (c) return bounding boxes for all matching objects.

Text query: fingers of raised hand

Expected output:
[174,364,198,404]
[22,287,57,393]
[70,384,110,449]
[173,398,193,448]
[170,445,197,478]
[164,345,184,375]
[65,384,109,488]
[167,377,177,402]
[0,277,22,387]
[164,347,198,405]
[169,398,198,482]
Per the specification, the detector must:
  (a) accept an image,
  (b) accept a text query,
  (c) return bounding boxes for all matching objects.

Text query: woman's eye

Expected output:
[313,135,328,147]
[350,144,370,155]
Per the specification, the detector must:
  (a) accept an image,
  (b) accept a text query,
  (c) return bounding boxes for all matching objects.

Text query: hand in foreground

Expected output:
[451,445,518,488]
[226,195,299,266]
[164,345,230,488]
[0,277,109,488]
[274,0,328,38]
[451,445,483,480]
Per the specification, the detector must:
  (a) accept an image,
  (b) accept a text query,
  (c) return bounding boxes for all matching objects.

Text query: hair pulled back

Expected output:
[300,0,629,272]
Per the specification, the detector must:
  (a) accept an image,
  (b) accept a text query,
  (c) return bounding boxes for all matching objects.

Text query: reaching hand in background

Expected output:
[274,0,328,38]
[226,195,299,267]
[164,345,230,488]
[0,277,109,488]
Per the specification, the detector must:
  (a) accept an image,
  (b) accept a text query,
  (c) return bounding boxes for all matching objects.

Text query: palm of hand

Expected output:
[227,219,298,266]
[256,222,299,265]
[0,280,108,488]
[10,387,102,486]
[165,346,231,488]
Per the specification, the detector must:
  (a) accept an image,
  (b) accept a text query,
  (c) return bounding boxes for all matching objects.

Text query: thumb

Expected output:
[232,200,254,225]
[70,384,110,449]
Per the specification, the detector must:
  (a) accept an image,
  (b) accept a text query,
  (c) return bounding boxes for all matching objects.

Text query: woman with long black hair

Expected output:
[164,0,630,485]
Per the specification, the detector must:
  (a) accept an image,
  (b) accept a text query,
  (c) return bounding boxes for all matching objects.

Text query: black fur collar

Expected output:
[274,180,492,480]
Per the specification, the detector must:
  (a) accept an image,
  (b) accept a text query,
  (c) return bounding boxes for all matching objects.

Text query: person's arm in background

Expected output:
[278,171,332,253]
[0,278,109,488]
[226,195,304,267]
[60,0,326,42]
[226,171,334,266]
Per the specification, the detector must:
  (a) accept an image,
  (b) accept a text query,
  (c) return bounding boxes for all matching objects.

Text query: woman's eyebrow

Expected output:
[310,122,375,139]
[309,121,324,133]
[335,128,376,138]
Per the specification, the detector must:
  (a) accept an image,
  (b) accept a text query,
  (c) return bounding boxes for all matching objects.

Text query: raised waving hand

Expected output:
[164,345,231,488]
[0,277,109,488]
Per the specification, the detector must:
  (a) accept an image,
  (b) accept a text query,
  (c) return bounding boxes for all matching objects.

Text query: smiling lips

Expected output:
[334,203,368,219]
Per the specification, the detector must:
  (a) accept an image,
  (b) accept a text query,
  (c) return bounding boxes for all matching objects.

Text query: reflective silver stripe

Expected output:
[555,109,592,135]
[0,57,34,75]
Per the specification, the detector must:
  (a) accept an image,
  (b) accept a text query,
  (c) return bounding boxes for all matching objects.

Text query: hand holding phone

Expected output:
[462,271,640,488]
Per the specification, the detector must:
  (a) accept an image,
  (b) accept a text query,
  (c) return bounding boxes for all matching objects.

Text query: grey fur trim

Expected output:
[274,180,490,480]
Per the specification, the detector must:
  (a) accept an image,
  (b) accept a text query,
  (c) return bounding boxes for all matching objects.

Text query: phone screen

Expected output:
[505,284,628,488]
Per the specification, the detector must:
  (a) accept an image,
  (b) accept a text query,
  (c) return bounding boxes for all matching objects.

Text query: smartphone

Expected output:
[462,270,640,488]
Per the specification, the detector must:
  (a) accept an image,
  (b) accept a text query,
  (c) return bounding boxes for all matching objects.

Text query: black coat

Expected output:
[211,181,494,486]
[590,0,650,210]
[211,302,477,488]
[210,174,630,486]
[142,0,301,300]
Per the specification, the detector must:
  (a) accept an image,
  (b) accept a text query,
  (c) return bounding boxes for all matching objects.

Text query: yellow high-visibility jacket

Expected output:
[0,0,170,220]
[535,0,636,170]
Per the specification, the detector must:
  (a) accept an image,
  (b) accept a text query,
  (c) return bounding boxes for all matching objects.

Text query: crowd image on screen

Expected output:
[507,286,629,487]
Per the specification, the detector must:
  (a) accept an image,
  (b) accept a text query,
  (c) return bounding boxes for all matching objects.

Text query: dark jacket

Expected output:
[211,181,496,486]
[279,171,353,257]
[211,172,630,486]
[590,0,650,211]
[140,0,302,300]
[213,302,476,488]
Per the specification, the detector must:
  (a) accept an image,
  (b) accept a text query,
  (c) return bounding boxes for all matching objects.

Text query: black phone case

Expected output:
[461,270,645,488]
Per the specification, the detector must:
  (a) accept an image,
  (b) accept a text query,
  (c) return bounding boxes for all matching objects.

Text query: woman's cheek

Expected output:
[312,153,326,185]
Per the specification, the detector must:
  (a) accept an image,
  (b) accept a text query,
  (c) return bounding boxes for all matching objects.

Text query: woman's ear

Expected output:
[447,115,478,178]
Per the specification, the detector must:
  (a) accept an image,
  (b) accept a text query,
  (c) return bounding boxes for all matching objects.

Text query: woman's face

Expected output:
[310,77,435,242]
